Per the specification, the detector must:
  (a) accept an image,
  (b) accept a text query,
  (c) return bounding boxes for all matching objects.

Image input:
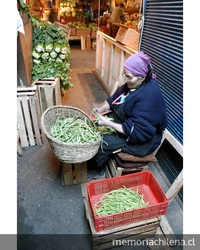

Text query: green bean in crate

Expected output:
[41,105,102,163]
[50,116,100,143]
[93,186,149,217]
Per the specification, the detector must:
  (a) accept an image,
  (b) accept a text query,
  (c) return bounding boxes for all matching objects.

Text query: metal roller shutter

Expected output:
[140,0,183,144]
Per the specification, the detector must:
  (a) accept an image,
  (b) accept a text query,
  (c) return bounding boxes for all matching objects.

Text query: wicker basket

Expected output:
[41,105,101,163]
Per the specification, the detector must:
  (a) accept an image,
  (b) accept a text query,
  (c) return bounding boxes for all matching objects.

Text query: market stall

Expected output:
[16,2,183,248]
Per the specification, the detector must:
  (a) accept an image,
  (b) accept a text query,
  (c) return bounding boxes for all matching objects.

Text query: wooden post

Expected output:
[166,169,183,203]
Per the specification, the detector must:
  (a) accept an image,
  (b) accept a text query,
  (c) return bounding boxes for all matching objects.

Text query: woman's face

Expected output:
[122,70,144,89]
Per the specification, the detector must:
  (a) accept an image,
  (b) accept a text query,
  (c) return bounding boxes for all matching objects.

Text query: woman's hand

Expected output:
[95,113,109,126]
[95,113,126,135]
[92,101,110,114]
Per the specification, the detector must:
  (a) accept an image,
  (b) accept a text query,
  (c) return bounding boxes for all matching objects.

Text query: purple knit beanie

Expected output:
[124,51,156,79]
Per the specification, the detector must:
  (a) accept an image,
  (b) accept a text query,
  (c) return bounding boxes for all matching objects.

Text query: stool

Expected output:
[60,161,87,185]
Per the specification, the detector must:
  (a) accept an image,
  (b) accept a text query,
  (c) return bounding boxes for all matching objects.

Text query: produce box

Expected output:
[69,27,76,36]
[115,24,140,51]
[61,161,87,185]
[81,36,91,50]
[17,86,43,147]
[31,78,61,115]
[76,29,90,37]
[53,21,71,40]
[86,170,169,232]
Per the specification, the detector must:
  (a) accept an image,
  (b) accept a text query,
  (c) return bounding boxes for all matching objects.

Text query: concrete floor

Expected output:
[17,41,183,250]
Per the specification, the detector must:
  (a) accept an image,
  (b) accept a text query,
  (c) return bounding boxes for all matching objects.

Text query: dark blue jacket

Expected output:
[107,79,167,150]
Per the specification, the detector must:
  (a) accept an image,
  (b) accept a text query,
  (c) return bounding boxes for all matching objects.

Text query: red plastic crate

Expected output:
[86,170,169,232]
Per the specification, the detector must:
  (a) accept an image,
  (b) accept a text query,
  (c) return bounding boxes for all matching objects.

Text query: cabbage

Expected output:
[56,57,63,63]
[35,43,44,53]
[45,43,53,52]
[41,52,49,60]
[32,49,41,59]
[50,50,57,58]
[54,44,61,53]
[59,53,66,60]
[48,57,55,62]
[61,45,68,54]
[33,59,41,64]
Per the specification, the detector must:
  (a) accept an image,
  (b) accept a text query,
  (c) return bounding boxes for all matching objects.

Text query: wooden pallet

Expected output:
[61,161,88,185]
[83,197,160,250]
[17,86,43,147]
[31,78,62,115]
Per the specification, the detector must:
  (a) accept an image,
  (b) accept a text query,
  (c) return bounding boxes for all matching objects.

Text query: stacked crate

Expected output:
[31,78,62,116]
[17,86,43,147]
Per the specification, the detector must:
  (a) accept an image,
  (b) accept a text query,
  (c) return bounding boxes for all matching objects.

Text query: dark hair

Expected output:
[144,65,153,83]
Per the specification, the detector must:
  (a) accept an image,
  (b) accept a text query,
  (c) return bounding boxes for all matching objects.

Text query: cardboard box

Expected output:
[115,25,140,51]
[76,29,90,37]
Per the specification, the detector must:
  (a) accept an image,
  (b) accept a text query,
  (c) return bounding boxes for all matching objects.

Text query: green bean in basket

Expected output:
[93,186,149,217]
[50,116,101,143]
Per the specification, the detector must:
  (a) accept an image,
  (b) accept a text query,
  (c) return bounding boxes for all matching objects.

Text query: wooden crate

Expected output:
[81,36,91,50]
[115,24,140,51]
[61,161,88,185]
[61,16,86,24]
[69,27,76,36]
[84,198,160,250]
[76,29,90,37]
[31,78,62,115]
[17,86,43,147]
[53,21,71,40]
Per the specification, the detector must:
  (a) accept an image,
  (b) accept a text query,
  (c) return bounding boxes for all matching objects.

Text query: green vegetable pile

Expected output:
[92,109,116,135]
[93,186,149,217]
[67,21,100,32]
[50,116,101,143]
[18,0,30,14]
[30,16,73,94]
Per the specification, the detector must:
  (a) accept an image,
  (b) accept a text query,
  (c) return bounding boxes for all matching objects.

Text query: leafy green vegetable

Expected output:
[56,57,63,64]
[59,54,66,60]
[19,0,30,14]
[32,49,41,59]
[41,52,49,60]
[61,45,68,54]
[35,43,44,53]
[54,43,61,53]
[50,50,58,58]
[30,16,73,93]
[33,59,41,64]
